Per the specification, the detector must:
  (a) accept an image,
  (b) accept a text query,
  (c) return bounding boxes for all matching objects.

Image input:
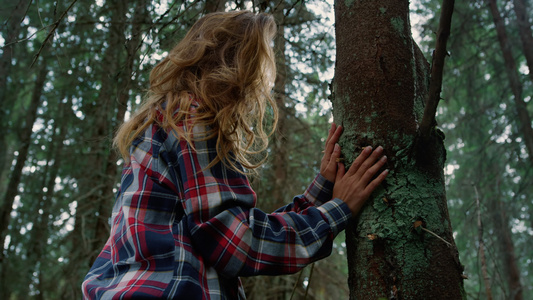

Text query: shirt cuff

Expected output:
[303,174,334,206]
[317,198,352,236]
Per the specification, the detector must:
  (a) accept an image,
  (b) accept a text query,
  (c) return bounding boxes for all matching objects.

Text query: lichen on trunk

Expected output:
[332,0,465,298]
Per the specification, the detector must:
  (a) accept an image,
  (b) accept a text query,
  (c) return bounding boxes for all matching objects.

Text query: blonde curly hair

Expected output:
[114,11,278,173]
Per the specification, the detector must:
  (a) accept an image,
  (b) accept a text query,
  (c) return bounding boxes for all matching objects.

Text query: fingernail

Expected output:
[364,146,372,152]
[381,155,387,162]
[377,146,383,151]
[334,143,340,151]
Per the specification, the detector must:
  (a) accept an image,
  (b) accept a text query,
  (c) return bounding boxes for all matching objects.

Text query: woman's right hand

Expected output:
[332,146,388,215]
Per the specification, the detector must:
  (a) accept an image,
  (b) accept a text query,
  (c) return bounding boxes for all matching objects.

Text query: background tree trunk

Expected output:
[333,0,465,298]
[204,0,226,13]
[487,176,523,300]
[89,0,150,262]
[512,0,533,83]
[475,186,493,300]
[0,0,31,183]
[272,2,289,210]
[0,58,47,299]
[61,1,149,297]
[487,0,533,163]
[25,98,69,300]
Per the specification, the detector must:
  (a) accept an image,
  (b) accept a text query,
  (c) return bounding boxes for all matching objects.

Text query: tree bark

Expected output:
[333,0,465,298]
[513,0,533,83]
[487,0,533,163]
[419,0,455,140]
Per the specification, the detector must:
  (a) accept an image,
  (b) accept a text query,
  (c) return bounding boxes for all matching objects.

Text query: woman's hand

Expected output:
[320,123,343,183]
[332,146,388,215]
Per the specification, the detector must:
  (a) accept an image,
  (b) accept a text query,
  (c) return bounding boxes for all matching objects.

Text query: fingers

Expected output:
[324,124,342,161]
[335,162,346,182]
[346,146,373,176]
[324,123,335,153]
[332,145,388,215]
[359,154,387,185]
[364,169,389,195]
[327,143,341,170]
[355,146,384,178]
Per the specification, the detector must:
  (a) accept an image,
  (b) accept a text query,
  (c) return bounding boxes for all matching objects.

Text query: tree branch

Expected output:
[30,0,78,67]
[419,0,455,140]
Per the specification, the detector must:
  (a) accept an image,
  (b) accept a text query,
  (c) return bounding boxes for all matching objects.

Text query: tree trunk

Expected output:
[488,184,523,300]
[90,0,150,262]
[272,3,289,209]
[333,1,465,298]
[475,186,493,300]
[204,0,226,13]
[62,1,129,297]
[487,0,533,163]
[26,98,69,300]
[0,0,32,201]
[0,58,47,299]
[513,0,533,83]
[242,3,296,299]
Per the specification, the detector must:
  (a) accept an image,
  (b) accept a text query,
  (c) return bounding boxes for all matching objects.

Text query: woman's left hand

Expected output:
[320,123,343,183]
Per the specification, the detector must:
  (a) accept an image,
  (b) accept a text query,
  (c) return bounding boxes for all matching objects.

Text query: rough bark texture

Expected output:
[487,0,533,163]
[333,1,465,298]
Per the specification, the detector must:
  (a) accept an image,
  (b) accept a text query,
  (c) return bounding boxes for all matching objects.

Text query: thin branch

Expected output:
[30,0,78,67]
[420,226,453,247]
[290,268,304,300]
[1,0,33,29]
[1,24,54,48]
[419,0,455,139]
[304,262,314,299]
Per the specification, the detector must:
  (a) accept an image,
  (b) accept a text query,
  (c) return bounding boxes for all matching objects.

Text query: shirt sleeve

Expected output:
[301,173,335,206]
[168,126,352,278]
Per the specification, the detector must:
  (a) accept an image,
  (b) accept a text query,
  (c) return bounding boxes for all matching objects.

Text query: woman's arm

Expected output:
[168,122,387,277]
[172,126,351,277]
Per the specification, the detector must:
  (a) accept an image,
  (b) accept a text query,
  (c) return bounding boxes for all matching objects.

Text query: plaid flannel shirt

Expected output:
[82,104,352,299]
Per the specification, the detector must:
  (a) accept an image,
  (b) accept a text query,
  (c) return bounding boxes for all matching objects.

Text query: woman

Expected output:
[82,10,388,299]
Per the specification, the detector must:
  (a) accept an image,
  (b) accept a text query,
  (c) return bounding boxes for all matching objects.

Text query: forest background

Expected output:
[0,0,532,299]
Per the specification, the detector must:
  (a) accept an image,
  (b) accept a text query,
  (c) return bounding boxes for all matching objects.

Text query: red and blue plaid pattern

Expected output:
[82,108,352,299]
